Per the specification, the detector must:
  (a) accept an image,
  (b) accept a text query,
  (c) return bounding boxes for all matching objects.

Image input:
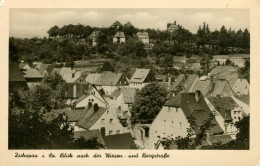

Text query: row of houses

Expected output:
[10,61,250,149]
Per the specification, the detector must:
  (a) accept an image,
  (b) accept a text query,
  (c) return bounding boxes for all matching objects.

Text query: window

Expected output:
[163,120,166,125]
[101,119,105,125]
[109,130,113,135]
[176,108,178,113]
[179,122,182,129]
[116,130,120,134]
[109,118,113,123]
[168,107,170,112]
[234,111,237,114]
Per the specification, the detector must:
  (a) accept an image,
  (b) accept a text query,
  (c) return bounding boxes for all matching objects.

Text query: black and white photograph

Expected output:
[7,8,251,150]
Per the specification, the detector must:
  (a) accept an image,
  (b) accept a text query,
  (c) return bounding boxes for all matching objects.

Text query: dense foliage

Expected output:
[131,83,167,124]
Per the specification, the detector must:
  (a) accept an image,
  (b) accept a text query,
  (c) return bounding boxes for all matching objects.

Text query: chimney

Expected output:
[84,90,88,95]
[94,103,99,112]
[195,90,201,103]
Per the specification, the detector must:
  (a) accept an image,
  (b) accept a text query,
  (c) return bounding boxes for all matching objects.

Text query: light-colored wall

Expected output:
[231,106,244,123]
[149,106,191,149]
[90,109,125,136]
[75,94,106,108]
[232,79,250,95]
[130,82,149,89]
[232,96,250,115]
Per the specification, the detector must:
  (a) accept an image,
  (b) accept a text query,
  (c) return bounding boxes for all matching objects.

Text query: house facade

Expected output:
[129,68,155,89]
[137,32,149,46]
[113,31,125,44]
[89,30,100,46]
[232,79,250,95]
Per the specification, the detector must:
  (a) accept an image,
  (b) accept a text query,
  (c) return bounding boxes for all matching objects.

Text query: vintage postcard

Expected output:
[0,0,260,165]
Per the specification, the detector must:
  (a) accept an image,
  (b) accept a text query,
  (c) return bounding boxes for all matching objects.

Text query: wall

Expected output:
[75,94,106,108]
[149,106,191,149]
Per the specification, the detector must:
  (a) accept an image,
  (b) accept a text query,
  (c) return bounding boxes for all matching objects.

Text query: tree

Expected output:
[101,61,115,72]
[131,83,167,124]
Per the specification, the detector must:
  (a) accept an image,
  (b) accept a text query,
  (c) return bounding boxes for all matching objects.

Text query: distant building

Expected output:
[113,31,125,44]
[206,97,244,136]
[232,95,250,116]
[85,73,102,84]
[124,22,134,28]
[73,85,107,108]
[209,79,235,98]
[94,71,129,95]
[170,74,199,93]
[111,21,123,28]
[136,32,149,46]
[76,104,125,136]
[73,129,105,148]
[232,79,250,95]
[9,62,28,90]
[18,62,31,70]
[89,30,101,46]
[37,63,55,77]
[167,22,178,33]
[191,80,212,96]
[149,91,223,149]
[23,68,43,88]
[129,68,155,89]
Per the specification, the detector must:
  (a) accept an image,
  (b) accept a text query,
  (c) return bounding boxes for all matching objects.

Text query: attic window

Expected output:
[109,118,113,123]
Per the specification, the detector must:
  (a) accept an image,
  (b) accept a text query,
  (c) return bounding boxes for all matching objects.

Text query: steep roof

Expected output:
[121,87,136,104]
[89,30,101,38]
[103,133,136,149]
[192,80,212,96]
[170,74,199,92]
[9,62,27,82]
[111,21,123,27]
[59,67,76,77]
[85,73,101,84]
[94,71,123,86]
[37,63,56,75]
[76,106,107,130]
[124,22,134,27]
[209,66,238,86]
[113,31,125,38]
[110,88,121,99]
[234,95,250,105]
[18,62,27,69]
[165,92,223,134]
[63,74,82,83]
[23,69,43,78]
[73,129,105,145]
[129,68,151,83]
[208,97,238,121]
[58,108,85,122]
[210,80,235,97]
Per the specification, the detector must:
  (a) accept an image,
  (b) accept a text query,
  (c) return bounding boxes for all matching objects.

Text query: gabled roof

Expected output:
[209,66,238,86]
[208,97,238,121]
[210,80,235,97]
[63,74,83,83]
[37,63,56,75]
[111,21,123,27]
[94,71,124,86]
[113,31,125,38]
[9,62,26,82]
[129,68,151,83]
[170,74,199,92]
[59,67,77,77]
[124,22,134,27]
[76,106,107,130]
[192,80,212,96]
[85,73,101,84]
[73,129,105,145]
[89,31,101,38]
[103,133,136,149]
[23,69,43,78]
[18,62,28,69]
[165,92,223,134]
[58,108,85,122]
[234,95,250,105]
[110,89,121,99]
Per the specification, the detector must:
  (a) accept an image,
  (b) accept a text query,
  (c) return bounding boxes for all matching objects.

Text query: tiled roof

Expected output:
[58,108,85,122]
[9,62,26,82]
[137,32,149,39]
[76,106,107,130]
[124,22,133,27]
[129,68,151,83]
[73,129,105,145]
[208,134,233,145]
[208,97,238,121]
[210,80,235,97]
[110,89,121,99]
[37,63,56,75]
[23,69,43,78]
[209,66,238,86]
[111,21,122,27]
[121,87,136,104]
[234,95,250,105]
[165,92,223,134]
[59,67,76,77]
[63,74,82,83]
[94,71,123,86]
[103,133,136,149]
[85,73,101,84]
[170,74,199,92]
[192,80,212,96]
[18,62,27,69]
[113,31,125,38]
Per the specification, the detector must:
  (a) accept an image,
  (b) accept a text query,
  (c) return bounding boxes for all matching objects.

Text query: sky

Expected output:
[9,8,250,38]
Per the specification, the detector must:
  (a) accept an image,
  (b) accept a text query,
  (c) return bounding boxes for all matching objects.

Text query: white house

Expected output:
[137,32,149,46]
[129,68,155,89]
[113,31,125,44]
[232,79,250,95]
